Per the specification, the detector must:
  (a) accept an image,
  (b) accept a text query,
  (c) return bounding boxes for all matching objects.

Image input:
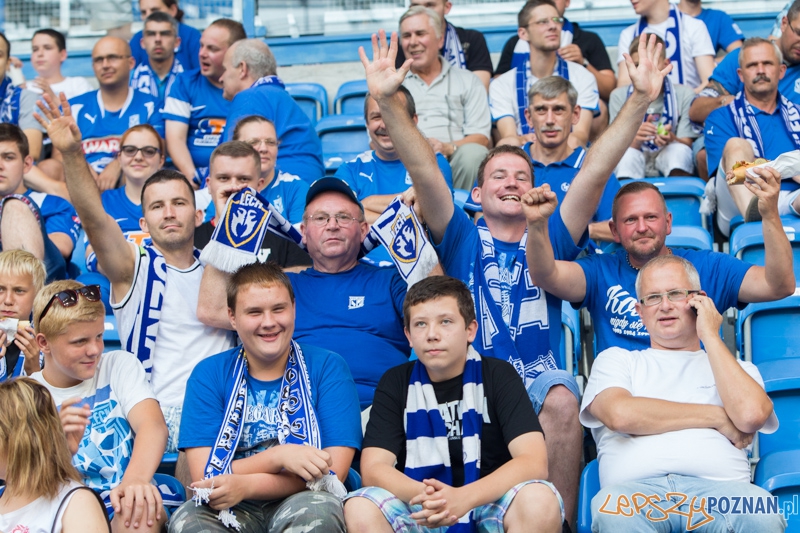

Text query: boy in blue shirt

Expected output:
[170,261,360,533]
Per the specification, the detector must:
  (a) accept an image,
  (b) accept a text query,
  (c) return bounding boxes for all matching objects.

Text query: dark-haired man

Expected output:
[131,12,184,106]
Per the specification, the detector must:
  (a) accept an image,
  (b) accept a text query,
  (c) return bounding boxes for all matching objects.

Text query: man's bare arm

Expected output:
[196,264,235,330]
[166,121,198,187]
[689,80,731,123]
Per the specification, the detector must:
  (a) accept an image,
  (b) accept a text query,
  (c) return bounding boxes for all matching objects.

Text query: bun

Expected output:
[727,158,769,185]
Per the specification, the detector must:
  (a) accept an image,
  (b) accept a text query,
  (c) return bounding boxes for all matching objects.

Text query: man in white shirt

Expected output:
[491,0,599,149]
[579,254,786,532]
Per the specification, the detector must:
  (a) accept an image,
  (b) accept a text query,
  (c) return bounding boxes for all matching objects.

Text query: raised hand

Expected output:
[358,30,413,103]
[521,184,558,225]
[688,292,723,345]
[624,33,673,104]
[745,166,782,220]
[33,93,83,154]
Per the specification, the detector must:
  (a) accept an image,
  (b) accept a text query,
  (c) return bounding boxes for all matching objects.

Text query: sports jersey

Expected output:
[179,343,362,455]
[694,8,744,52]
[287,263,409,409]
[31,350,156,507]
[576,248,752,353]
[709,48,800,105]
[70,89,164,173]
[0,77,45,132]
[24,189,81,246]
[87,187,150,272]
[131,22,201,72]
[130,57,183,104]
[162,69,230,181]
[335,150,453,198]
[223,79,324,181]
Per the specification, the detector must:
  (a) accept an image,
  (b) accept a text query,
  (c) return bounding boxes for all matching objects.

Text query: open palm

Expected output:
[359,30,413,102]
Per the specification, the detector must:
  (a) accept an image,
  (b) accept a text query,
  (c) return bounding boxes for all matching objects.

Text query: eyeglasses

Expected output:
[120,145,161,158]
[92,54,130,65]
[39,285,102,323]
[305,213,360,227]
[639,289,700,307]
[787,19,800,38]
[531,16,565,27]
[244,138,280,149]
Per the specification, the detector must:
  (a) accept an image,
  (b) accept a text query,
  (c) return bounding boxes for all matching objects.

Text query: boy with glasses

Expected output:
[30,280,171,533]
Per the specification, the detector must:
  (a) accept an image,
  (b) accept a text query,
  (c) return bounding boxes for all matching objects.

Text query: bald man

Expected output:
[60,37,164,190]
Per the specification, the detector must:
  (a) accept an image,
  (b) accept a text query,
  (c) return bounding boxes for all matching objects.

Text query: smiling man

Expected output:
[580,255,785,533]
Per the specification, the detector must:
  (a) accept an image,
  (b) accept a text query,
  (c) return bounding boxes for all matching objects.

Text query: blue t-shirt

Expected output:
[130,22,201,72]
[223,83,324,182]
[705,103,800,192]
[710,49,800,105]
[70,89,165,173]
[288,264,409,409]
[525,145,620,223]
[179,344,362,457]
[577,248,752,353]
[335,150,454,198]
[90,188,149,272]
[162,69,230,181]
[433,208,585,372]
[130,58,183,105]
[24,190,81,246]
[335,150,453,266]
[695,8,743,53]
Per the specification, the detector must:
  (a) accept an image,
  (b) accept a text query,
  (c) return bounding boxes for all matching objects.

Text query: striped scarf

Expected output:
[443,22,466,69]
[0,77,21,126]
[628,77,677,152]
[510,19,575,72]
[405,345,484,532]
[634,6,685,85]
[729,91,800,158]
[517,56,569,135]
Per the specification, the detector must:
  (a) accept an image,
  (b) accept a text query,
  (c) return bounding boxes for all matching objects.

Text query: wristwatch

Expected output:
[583,58,589,68]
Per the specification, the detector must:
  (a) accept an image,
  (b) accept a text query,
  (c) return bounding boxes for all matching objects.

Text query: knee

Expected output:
[540,385,580,423]
[723,137,753,155]
[505,483,562,533]
[344,496,386,532]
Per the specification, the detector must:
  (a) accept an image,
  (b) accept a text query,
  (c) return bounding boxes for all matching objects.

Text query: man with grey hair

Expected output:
[220,38,323,181]
[579,254,785,532]
[131,11,183,106]
[705,36,800,234]
[610,34,697,179]
[400,5,491,190]
[524,75,620,243]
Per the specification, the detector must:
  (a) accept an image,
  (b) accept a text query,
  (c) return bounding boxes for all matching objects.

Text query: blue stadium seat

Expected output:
[334,80,369,115]
[158,452,179,475]
[619,177,709,231]
[345,468,362,492]
[754,358,800,459]
[285,82,328,126]
[69,229,88,278]
[314,115,369,174]
[755,450,800,533]
[737,294,800,364]
[561,301,580,375]
[103,314,121,352]
[730,217,800,280]
[153,473,186,509]
[578,459,600,533]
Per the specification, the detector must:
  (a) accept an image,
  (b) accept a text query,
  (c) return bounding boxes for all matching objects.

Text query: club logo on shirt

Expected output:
[605,285,647,338]
[85,113,97,124]
[348,296,365,309]
[404,171,412,185]
[128,114,140,128]
[794,78,800,95]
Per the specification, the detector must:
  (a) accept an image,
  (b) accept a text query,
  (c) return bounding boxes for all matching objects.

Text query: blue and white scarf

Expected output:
[251,75,285,91]
[130,58,184,101]
[202,187,436,285]
[125,245,200,376]
[443,22,466,69]
[0,345,25,381]
[729,91,800,157]
[634,6,684,84]
[510,19,574,72]
[472,220,557,387]
[0,77,21,126]
[628,77,677,152]
[405,345,484,532]
[201,342,328,528]
[517,56,569,134]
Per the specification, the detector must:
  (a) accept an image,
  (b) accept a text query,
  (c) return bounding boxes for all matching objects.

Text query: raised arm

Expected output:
[560,34,673,242]
[35,93,136,293]
[359,31,454,243]
[165,120,198,188]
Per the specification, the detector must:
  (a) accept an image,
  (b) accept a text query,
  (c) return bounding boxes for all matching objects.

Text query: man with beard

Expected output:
[525,178,795,354]
[706,37,800,232]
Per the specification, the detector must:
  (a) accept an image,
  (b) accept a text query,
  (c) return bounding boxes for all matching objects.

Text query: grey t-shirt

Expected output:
[609,82,697,140]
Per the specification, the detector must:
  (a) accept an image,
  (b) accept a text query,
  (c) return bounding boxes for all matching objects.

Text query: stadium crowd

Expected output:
[0,0,796,531]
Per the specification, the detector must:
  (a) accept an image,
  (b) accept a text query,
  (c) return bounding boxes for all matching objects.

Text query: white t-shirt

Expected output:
[27,77,94,100]
[489,61,599,134]
[579,346,778,489]
[0,481,84,533]
[111,247,234,408]
[32,350,155,497]
[616,15,715,89]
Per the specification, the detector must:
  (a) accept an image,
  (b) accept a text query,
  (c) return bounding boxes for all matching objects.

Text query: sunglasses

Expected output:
[39,285,102,323]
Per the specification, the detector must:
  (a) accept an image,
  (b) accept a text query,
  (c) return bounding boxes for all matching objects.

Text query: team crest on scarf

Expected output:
[371,197,431,281]
[223,190,271,253]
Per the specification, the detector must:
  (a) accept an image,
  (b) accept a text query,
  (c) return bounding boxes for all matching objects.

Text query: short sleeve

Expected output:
[675,85,698,139]
[704,106,738,173]
[717,12,744,50]
[708,50,742,95]
[608,86,628,123]
[569,65,600,113]
[495,36,519,76]
[162,74,191,123]
[579,30,613,72]
[312,349,362,450]
[616,25,636,65]
[689,18,716,58]
[19,90,45,132]
[460,72,492,138]
[40,195,81,245]
[486,358,543,444]
[488,70,518,124]
[436,154,455,190]
[579,347,634,428]
[107,351,157,418]
[178,357,229,450]
[460,28,493,75]
[362,364,411,457]
[146,102,166,137]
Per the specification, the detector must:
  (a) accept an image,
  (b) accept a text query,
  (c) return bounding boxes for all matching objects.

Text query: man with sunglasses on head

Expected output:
[30,280,172,533]
[36,93,235,460]
[60,37,165,191]
[579,255,786,533]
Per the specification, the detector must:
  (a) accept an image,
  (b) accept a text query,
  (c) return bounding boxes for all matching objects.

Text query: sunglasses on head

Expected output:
[39,285,102,323]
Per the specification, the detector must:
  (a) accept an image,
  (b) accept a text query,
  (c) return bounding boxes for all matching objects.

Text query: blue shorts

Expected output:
[526,369,581,414]
[347,480,563,533]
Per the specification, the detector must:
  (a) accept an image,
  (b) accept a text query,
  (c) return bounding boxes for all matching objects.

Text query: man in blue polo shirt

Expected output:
[163,19,245,188]
[0,124,79,282]
[130,12,183,106]
[706,37,800,234]
[678,0,743,54]
[66,37,164,191]
[220,39,323,182]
